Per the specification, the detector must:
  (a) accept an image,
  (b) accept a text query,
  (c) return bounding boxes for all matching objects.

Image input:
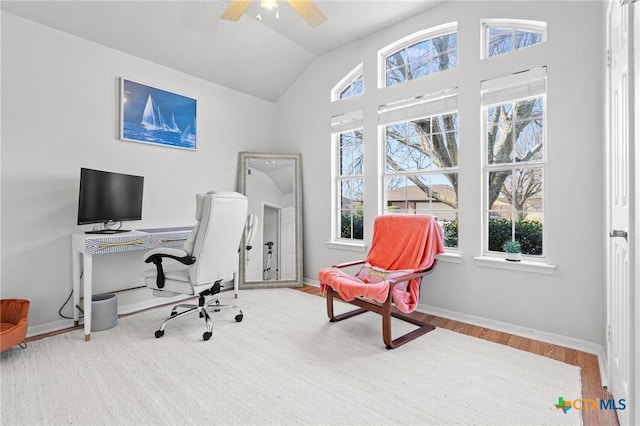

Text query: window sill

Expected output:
[473,256,556,275]
[326,240,368,253]
[436,252,462,264]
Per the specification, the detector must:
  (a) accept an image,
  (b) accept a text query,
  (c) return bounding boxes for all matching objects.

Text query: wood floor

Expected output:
[26,285,619,426]
[295,285,620,426]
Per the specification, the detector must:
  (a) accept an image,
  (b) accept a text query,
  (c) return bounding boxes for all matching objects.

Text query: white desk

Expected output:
[71,227,238,341]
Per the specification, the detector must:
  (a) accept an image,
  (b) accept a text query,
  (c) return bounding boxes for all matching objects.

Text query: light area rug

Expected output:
[1,288,582,426]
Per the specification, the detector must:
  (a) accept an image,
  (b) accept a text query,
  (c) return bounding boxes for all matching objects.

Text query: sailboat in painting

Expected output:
[168,113,180,132]
[141,94,181,133]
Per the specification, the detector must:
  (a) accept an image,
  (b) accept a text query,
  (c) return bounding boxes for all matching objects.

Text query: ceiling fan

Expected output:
[221,0,328,27]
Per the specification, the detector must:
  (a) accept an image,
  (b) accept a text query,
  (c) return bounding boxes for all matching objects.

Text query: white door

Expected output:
[606,1,635,424]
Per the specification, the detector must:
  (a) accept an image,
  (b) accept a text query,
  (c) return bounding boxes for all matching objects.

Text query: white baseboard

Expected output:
[304,278,607,386]
[598,349,609,388]
[27,319,74,338]
[420,303,603,355]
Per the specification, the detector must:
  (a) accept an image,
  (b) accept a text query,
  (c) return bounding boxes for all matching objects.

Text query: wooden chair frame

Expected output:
[325,259,438,349]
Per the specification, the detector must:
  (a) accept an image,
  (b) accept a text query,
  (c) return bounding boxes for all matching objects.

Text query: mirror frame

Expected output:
[237,152,303,289]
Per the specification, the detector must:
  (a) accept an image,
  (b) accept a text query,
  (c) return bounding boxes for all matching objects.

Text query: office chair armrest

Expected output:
[144,248,196,289]
[144,247,189,261]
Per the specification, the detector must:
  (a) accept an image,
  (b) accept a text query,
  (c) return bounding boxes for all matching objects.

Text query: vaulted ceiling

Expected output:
[1,1,443,102]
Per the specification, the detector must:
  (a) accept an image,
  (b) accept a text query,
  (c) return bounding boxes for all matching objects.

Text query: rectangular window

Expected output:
[335,128,364,240]
[380,97,459,249]
[482,68,546,256]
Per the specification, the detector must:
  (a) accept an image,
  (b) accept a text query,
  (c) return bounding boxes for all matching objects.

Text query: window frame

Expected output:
[481,69,548,260]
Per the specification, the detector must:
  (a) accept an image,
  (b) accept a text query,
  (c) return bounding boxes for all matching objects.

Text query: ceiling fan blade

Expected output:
[221,0,252,21]
[286,0,328,27]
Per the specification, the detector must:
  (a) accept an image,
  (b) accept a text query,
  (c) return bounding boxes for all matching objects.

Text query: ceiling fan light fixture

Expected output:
[222,0,326,27]
[260,0,278,10]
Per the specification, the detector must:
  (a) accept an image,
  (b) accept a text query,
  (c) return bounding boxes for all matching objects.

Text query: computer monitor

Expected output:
[77,168,144,233]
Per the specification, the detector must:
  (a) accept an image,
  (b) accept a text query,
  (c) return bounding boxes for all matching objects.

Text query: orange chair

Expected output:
[318,215,444,349]
[1,299,30,352]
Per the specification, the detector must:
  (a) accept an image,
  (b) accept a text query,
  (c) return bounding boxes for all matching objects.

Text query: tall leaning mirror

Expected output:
[237,152,303,289]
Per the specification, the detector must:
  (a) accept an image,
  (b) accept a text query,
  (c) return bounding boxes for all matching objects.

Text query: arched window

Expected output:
[379,23,457,87]
[331,64,363,101]
[483,19,546,58]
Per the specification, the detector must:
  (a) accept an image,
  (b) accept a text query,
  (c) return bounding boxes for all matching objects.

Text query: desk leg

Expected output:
[71,250,81,327]
[83,254,93,341]
[234,272,239,298]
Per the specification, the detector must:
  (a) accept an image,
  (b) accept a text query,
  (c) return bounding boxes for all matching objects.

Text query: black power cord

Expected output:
[58,283,147,320]
[58,289,81,320]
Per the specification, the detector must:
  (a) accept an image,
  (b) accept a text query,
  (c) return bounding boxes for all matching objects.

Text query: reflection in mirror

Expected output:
[237,152,303,289]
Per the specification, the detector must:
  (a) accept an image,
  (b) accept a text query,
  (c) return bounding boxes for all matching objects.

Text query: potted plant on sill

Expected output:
[503,240,522,262]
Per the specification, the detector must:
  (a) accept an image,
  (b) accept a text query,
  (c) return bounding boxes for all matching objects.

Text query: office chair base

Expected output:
[154,298,243,340]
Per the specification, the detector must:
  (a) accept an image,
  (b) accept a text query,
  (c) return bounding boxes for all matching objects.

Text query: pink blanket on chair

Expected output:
[318,215,444,314]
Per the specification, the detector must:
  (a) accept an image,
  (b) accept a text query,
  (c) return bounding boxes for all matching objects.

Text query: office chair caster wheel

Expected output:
[235,314,243,322]
[155,330,164,338]
[203,331,212,341]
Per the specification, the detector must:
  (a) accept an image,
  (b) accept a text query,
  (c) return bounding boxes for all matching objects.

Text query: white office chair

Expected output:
[141,191,248,341]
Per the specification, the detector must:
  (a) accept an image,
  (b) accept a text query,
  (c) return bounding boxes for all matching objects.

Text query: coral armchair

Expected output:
[1,299,30,352]
[318,215,444,349]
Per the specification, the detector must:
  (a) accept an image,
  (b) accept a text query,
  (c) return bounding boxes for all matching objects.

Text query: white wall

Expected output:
[276,1,607,347]
[1,12,277,331]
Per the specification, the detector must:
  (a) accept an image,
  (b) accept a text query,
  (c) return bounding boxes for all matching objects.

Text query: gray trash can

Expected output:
[91,293,118,332]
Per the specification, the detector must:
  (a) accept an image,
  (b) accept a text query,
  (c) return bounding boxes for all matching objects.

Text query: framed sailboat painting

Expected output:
[120,78,197,150]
